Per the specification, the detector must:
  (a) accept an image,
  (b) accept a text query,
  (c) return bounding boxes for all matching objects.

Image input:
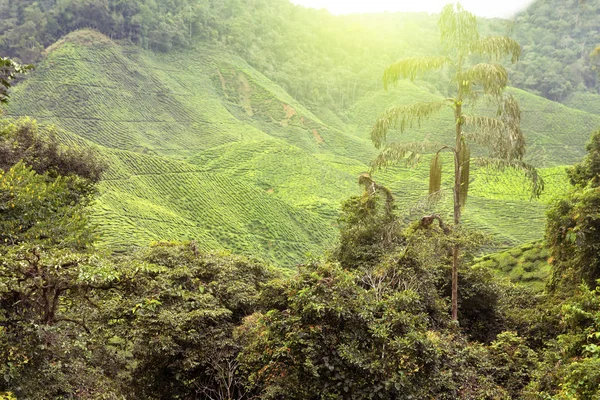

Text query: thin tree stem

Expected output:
[452,86,463,322]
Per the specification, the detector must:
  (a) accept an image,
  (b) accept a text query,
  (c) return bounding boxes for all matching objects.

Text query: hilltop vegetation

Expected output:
[510,0,600,101]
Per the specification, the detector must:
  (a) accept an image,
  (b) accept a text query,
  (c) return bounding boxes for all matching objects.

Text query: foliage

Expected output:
[0,162,94,247]
[107,243,275,399]
[0,117,104,184]
[0,245,124,399]
[488,331,539,397]
[0,117,105,248]
[526,283,600,399]
[237,260,516,399]
[332,175,404,270]
[370,3,541,322]
[510,0,600,101]
[0,239,274,399]
[0,57,31,105]
[547,130,600,290]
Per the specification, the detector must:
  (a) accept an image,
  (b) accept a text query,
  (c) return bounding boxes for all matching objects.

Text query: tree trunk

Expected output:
[452,102,463,322]
[452,246,459,321]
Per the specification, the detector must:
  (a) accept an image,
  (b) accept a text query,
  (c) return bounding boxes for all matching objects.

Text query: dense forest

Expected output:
[2,0,600,398]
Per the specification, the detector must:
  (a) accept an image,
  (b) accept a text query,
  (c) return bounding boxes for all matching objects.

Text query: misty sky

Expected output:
[289,0,536,18]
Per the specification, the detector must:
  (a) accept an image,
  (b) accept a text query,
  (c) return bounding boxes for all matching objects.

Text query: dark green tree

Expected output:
[547,129,600,290]
[332,173,403,270]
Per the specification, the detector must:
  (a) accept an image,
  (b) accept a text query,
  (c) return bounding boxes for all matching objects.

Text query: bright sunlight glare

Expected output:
[289,0,536,18]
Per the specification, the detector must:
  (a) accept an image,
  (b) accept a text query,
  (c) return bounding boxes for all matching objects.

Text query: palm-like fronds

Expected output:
[463,115,507,145]
[474,157,545,198]
[439,3,478,52]
[383,57,452,89]
[469,36,521,63]
[464,115,506,134]
[370,101,448,148]
[370,141,445,171]
[496,94,525,160]
[461,63,508,98]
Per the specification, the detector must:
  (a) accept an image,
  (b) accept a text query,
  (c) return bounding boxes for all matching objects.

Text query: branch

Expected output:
[370,101,448,148]
[55,317,91,334]
[419,214,452,234]
[383,56,452,89]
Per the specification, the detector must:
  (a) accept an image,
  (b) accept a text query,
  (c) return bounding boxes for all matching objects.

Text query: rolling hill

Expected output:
[3,20,596,266]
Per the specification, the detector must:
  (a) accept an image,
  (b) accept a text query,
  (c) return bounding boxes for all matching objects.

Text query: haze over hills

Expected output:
[3,0,600,266]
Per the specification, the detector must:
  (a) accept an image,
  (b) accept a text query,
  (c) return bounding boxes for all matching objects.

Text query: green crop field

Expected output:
[472,241,552,291]
[4,29,592,267]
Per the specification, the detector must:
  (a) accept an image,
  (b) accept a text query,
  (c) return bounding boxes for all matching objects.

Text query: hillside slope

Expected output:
[5,29,592,265]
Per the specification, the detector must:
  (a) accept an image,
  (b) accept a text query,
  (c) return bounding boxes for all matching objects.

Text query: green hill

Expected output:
[472,241,552,291]
[4,19,595,266]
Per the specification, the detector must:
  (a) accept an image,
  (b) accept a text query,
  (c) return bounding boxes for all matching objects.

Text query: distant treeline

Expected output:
[1,0,599,122]
[3,0,598,111]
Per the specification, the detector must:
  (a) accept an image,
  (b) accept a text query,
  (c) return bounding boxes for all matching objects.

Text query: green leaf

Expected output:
[469,36,521,63]
[460,63,508,98]
[382,57,452,89]
[371,141,444,171]
[370,102,448,148]
[429,153,443,196]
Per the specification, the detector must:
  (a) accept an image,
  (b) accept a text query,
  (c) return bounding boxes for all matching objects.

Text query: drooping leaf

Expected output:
[463,97,525,161]
[463,115,508,150]
[429,153,442,196]
[383,57,452,89]
[370,141,445,171]
[469,36,521,63]
[459,139,470,208]
[460,63,508,98]
[370,101,448,148]
[496,94,525,160]
[474,157,544,199]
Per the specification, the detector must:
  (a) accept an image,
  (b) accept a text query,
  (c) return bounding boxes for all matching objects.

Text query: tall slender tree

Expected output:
[370,3,543,322]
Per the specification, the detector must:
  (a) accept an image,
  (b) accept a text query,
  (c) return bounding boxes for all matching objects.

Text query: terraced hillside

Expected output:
[5,29,594,265]
[472,241,552,291]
